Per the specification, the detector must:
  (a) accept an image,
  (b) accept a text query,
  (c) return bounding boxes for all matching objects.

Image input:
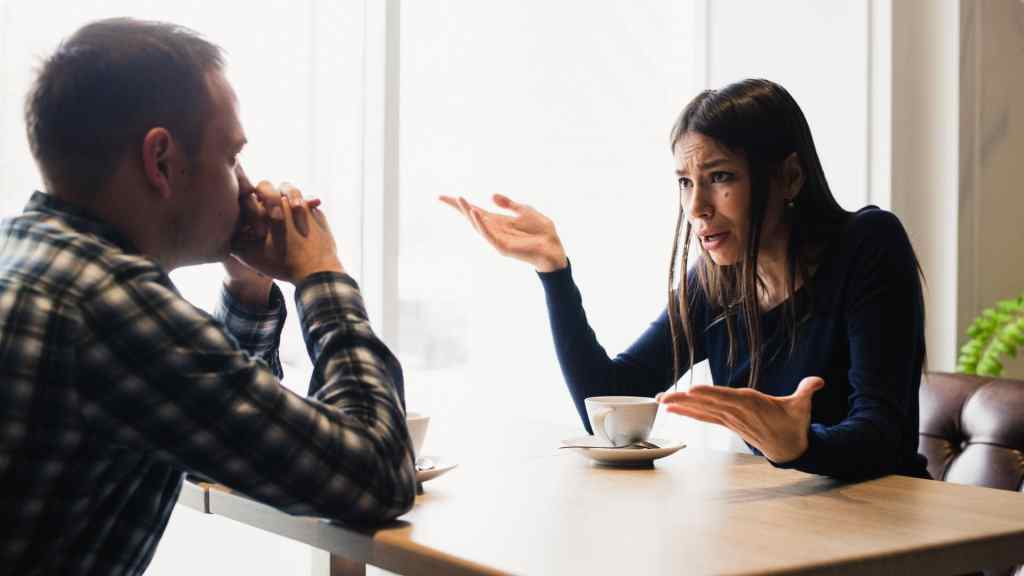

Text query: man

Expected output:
[0,17,415,575]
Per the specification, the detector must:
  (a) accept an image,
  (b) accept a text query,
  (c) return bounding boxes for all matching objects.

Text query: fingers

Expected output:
[687,384,763,411]
[309,205,328,230]
[663,403,727,427]
[257,182,288,256]
[255,181,285,221]
[794,376,825,397]
[661,385,746,411]
[251,180,320,231]
[281,183,309,237]
[455,196,475,220]
[441,195,475,228]
[468,204,511,255]
[239,191,268,240]
[457,197,489,239]
[659,387,763,437]
[492,193,528,214]
[656,391,688,403]
[443,195,513,220]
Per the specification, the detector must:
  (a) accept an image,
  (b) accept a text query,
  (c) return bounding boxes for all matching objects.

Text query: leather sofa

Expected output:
[919,372,1024,576]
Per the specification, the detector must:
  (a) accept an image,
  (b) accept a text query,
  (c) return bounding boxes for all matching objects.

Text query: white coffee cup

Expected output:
[584,396,658,447]
[406,412,430,458]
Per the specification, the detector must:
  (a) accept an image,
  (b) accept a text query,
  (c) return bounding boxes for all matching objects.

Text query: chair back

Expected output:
[920,372,1024,576]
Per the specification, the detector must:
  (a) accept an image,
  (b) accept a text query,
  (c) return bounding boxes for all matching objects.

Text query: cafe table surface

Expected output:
[179,416,1024,576]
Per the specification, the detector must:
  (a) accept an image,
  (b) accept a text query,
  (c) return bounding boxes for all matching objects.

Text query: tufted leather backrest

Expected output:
[919,372,1024,576]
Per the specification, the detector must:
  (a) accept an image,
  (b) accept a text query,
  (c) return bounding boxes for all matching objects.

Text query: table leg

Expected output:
[329,554,366,576]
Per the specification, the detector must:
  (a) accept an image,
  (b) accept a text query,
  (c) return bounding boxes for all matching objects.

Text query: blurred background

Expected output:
[1,1,1022,574]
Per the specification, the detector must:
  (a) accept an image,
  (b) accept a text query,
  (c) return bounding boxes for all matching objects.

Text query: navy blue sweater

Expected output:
[539,207,929,480]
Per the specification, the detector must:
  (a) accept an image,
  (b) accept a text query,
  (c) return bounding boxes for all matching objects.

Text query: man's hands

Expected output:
[230,175,343,286]
[657,377,825,463]
[440,194,568,273]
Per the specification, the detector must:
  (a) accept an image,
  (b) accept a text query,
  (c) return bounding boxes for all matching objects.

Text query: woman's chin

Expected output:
[705,250,740,267]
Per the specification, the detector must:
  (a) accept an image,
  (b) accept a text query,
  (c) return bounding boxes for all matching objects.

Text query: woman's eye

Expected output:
[678,177,693,190]
[711,171,732,183]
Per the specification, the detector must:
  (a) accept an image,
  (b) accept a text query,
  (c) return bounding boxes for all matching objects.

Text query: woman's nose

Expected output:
[685,183,713,221]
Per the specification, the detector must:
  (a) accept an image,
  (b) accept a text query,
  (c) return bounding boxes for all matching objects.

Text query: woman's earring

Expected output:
[785,197,796,209]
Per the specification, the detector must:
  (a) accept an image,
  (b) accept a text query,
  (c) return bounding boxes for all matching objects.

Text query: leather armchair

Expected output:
[919,372,1024,576]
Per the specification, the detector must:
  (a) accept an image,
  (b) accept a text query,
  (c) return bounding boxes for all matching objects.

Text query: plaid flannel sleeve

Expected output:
[75,269,416,524]
[214,282,286,379]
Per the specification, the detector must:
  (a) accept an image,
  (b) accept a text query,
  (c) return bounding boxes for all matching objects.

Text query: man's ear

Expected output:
[782,152,805,201]
[141,127,182,200]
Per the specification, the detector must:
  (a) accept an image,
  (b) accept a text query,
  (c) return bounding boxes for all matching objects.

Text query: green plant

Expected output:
[957,294,1024,376]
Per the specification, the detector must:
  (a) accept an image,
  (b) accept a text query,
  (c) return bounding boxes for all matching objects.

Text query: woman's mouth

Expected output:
[700,231,730,250]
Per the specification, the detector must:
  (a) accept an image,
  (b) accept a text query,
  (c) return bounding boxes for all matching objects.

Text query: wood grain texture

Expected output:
[184,423,1024,576]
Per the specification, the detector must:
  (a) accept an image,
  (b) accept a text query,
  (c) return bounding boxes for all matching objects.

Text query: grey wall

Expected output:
[960,0,1024,378]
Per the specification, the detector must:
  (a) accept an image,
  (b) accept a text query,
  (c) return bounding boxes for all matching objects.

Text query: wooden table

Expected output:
[178,423,1024,575]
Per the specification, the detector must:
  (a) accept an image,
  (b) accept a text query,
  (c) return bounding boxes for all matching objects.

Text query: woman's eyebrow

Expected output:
[676,157,731,176]
[699,158,731,170]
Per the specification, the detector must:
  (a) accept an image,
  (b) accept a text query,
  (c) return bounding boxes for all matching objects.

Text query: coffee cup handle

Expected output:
[590,408,613,445]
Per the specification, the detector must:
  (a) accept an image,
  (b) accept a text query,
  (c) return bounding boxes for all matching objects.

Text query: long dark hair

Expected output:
[667,79,851,389]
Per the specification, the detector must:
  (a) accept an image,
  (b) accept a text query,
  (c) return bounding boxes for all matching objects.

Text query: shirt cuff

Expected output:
[215,281,287,355]
[294,272,369,327]
[770,423,825,474]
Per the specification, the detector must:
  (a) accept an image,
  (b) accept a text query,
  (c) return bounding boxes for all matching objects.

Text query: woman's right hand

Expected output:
[440,194,568,273]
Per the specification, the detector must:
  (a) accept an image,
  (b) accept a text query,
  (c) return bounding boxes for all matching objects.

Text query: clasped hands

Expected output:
[224,170,343,306]
[657,376,825,463]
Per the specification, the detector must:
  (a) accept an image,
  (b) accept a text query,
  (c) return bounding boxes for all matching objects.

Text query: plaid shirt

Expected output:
[0,192,416,575]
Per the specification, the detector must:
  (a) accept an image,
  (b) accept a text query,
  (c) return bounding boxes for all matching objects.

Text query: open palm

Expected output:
[440,194,568,272]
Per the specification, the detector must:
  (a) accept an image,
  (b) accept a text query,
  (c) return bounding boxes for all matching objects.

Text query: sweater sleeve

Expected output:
[539,261,706,433]
[776,210,926,479]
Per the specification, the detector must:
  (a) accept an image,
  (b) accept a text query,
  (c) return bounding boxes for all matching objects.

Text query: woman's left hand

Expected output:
[657,377,825,463]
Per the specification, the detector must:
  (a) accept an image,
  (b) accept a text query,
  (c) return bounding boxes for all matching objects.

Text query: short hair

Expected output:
[24,18,225,197]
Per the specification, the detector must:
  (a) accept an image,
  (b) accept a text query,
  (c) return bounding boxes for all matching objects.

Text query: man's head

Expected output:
[26,18,224,198]
[25,18,249,268]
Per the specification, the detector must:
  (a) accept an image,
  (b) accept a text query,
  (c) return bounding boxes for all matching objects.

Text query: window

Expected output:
[396,0,876,458]
[397,0,704,454]
[0,0,371,572]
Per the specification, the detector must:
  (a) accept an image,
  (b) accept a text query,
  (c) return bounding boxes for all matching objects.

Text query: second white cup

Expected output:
[405,411,430,459]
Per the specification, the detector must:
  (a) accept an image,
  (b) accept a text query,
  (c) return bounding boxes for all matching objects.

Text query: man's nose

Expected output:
[236,164,254,196]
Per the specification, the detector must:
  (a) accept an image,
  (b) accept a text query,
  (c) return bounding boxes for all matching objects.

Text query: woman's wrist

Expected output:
[534,252,568,273]
[532,238,568,273]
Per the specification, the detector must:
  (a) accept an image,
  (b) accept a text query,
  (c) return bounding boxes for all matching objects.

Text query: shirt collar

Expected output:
[24,191,141,255]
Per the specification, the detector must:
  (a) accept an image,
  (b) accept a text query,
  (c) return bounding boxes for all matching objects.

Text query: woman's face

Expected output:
[674,132,751,266]
[674,131,795,267]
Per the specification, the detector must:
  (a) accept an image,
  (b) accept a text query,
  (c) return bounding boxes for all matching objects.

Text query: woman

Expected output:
[441,79,928,480]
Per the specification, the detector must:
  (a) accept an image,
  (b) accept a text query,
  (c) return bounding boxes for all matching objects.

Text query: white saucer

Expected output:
[560,436,686,466]
[415,456,457,483]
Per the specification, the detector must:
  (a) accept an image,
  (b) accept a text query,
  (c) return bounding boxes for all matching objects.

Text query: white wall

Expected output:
[959,0,1024,378]
[889,0,961,373]
[706,0,871,210]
